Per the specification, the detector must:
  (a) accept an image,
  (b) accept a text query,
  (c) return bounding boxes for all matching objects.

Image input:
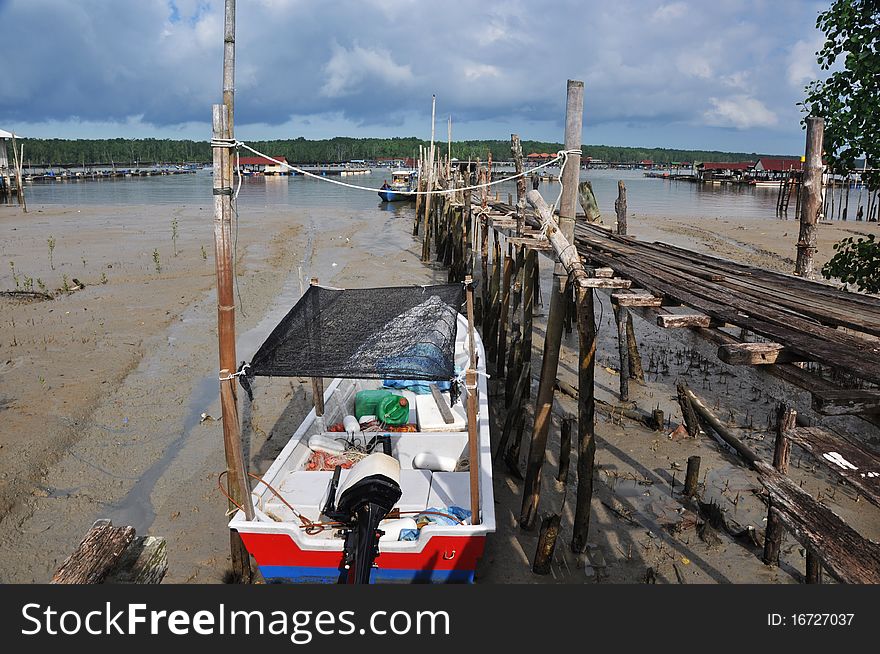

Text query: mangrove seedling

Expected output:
[153,249,162,273]
[100,272,108,285]
[171,217,179,257]
[61,274,70,293]
[201,245,207,261]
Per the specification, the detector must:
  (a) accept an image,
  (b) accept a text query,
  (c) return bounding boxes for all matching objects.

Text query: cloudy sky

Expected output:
[0,0,830,154]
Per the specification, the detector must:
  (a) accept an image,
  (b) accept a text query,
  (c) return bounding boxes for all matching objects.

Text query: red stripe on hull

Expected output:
[238,531,485,571]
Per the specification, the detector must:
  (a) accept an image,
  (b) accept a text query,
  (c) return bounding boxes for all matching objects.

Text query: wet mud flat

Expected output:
[0,201,877,584]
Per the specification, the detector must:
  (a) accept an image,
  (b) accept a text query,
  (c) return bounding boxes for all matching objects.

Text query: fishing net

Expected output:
[241,284,464,389]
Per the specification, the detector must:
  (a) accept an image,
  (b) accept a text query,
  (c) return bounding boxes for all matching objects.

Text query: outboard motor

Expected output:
[324,452,401,584]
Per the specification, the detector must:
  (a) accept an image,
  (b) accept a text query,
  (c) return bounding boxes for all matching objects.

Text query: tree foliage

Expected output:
[803,0,880,182]
[17,136,768,168]
[821,234,880,293]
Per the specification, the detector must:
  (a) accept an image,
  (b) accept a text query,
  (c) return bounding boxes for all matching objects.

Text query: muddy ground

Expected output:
[0,201,878,583]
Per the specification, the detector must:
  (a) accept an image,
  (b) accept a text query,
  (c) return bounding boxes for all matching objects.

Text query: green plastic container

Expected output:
[377,394,410,426]
[354,389,393,420]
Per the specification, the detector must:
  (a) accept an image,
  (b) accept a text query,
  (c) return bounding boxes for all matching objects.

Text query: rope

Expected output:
[231,140,579,197]
[219,363,250,381]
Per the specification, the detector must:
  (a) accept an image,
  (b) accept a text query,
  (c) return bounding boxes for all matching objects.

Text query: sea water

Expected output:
[20,167,781,220]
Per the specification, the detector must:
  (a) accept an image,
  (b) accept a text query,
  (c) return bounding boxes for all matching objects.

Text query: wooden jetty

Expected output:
[407,89,879,584]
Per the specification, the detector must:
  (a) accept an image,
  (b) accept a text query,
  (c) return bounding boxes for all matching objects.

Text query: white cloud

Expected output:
[652,2,687,22]
[320,43,414,98]
[704,95,779,129]
[676,54,712,79]
[463,64,501,81]
[787,36,823,87]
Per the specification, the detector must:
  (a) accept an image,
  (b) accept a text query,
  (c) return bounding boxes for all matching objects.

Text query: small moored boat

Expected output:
[230,281,494,583]
[378,170,417,202]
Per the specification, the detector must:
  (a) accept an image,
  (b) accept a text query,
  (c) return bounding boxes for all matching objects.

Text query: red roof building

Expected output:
[754,158,803,173]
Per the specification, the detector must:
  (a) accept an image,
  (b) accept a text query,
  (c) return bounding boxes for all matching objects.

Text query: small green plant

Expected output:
[822,234,879,293]
[47,236,56,270]
[23,276,34,292]
[153,249,161,273]
[100,272,108,285]
[36,278,47,293]
[82,256,87,268]
[171,217,179,257]
[200,245,207,261]
[9,261,19,289]
[61,274,70,293]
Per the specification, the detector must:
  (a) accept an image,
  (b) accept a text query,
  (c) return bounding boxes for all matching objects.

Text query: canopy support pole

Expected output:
[309,277,325,419]
[465,276,481,525]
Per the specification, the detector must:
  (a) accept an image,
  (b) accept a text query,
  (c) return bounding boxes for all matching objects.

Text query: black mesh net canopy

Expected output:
[245,283,465,382]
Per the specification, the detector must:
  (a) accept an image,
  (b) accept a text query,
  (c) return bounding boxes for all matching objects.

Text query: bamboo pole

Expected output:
[520,80,584,530]
[212,0,253,584]
[795,117,824,277]
[464,276,481,525]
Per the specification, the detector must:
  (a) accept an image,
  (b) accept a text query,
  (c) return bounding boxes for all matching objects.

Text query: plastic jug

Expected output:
[377,394,409,425]
[354,389,393,420]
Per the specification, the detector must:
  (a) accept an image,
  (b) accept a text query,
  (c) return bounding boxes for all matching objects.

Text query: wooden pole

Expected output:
[532,513,561,575]
[558,416,572,484]
[795,116,824,277]
[683,455,701,497]
[309,277,325,417]
[511,134,527,236]
[212,0,253,584]
[614,302,629,402]
[625,312,644,382]
[806,548,823,584]
[571,285,596,552]
[464,276,481,525]
[614,180,626,235]
[11,134,26,212]
[763,405,796,565]
[421,95,437,261]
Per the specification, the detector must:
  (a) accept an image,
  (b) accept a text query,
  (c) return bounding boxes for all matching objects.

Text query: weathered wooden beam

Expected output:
[589,267,615,278]
[52,520,136,584]
[581,277,632,289]
[784,426,880,508]
[718,341,807,365]
[430,384,455,424]
[811,389,880,416]
[612,292,662,307]
[657,314,711,328]
[761,468,880,584]
[104,536,168,584]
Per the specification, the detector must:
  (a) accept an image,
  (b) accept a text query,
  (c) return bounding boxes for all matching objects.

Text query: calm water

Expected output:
[19,167,782,220]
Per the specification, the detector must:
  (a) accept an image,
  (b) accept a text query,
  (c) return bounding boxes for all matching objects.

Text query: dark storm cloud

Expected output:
[0,0,828,151]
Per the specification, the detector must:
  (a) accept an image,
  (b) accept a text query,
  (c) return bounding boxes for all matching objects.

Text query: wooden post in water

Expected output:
[511,134,527,236]
[795,116,824,277]
[520,80,584,530]
[421,95,437,261]
[763,405,796,566]
[211,0,253,584]
[614,180,626,235]
[11,133,26,212]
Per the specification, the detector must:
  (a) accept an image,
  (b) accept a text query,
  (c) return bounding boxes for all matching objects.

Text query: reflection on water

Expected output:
[23,166,782,220]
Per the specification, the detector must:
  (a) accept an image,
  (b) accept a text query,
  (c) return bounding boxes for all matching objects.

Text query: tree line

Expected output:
[18,135,770,167]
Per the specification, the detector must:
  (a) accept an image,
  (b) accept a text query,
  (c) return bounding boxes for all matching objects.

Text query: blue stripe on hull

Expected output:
[259,565,475,584]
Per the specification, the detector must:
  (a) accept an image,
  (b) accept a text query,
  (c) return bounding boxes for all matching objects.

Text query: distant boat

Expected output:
[378,170,417,202]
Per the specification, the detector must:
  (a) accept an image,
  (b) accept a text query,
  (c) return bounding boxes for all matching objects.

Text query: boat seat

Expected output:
[427,472,473,510]
[415,392,467,431]
[270,468,433,522]
[390,432,469,470]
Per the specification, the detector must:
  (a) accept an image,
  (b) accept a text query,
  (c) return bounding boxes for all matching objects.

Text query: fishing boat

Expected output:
[229,282,494,583]
[378,170,417,202]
